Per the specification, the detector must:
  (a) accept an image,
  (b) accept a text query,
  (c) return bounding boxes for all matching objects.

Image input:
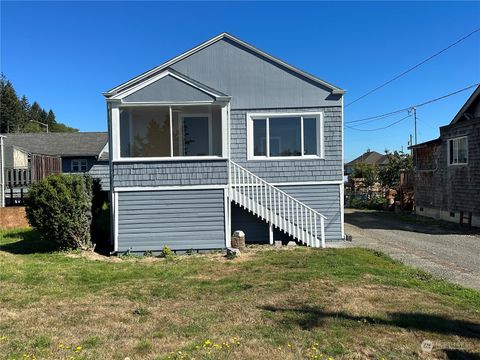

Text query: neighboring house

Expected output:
[410,85,480,227]
[344,150,388,176]
[1,132,110,191]
[104,32,345,253]
[0,135,5,207]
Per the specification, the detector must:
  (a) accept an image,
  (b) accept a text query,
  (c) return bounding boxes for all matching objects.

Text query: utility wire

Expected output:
[345,114,412,132]
[345,27,480,107]
[345,83,479,125]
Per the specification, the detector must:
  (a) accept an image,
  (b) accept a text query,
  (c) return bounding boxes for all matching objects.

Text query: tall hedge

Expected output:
[25,174,93,249]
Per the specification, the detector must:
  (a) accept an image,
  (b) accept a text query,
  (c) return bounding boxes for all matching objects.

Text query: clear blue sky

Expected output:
[2,1,479,161]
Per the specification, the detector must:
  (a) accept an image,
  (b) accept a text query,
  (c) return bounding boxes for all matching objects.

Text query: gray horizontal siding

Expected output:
[230,184,342,242]
[171,38,342,109]
[231,107,343,183]
[113,159,228,188]
[278,184,342,241]
[88,162,110,191]
[117,189,225,251]
[123,75,215,103]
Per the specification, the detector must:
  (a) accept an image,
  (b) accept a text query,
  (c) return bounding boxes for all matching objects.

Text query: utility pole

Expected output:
[30,120,49,133]
[413,107,417,145]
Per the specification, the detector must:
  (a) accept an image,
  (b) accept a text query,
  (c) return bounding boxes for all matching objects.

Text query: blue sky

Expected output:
[1,1,479,161]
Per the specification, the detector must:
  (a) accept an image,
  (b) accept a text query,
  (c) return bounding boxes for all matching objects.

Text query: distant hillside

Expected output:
[0,74,78,133]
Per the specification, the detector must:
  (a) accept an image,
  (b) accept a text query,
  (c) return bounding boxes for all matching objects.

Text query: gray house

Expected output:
[411,85,480,227]
[1,132,110,191]
[104,33,345,253]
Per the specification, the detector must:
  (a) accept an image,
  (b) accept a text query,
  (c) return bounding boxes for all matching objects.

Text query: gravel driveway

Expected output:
[344,209,480,291]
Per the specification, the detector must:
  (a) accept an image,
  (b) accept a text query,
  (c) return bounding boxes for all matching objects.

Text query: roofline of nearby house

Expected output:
[103,32,346,98]
[449,85,480,126]
[408,138,441,149]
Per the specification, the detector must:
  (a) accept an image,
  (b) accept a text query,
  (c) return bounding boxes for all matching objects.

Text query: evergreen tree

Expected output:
[0,75,23,133]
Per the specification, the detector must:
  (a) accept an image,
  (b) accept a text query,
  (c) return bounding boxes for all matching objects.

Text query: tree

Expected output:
[377,151,413,188]
[0,75,23,133]
[0,74,79,133]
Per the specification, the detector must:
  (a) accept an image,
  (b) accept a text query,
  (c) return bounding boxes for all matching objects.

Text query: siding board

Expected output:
[117,189,225,252]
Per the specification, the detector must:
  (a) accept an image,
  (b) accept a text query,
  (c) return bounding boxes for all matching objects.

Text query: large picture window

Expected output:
[448,136,468,165]
[249,113,323,159]
[119,105,222,158]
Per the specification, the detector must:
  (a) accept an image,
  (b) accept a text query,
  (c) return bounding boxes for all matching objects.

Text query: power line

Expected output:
[346,114,412,132]
[345,27,480,107]
[345,83,479,125]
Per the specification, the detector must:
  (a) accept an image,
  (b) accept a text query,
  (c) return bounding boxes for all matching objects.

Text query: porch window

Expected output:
[448,136,468,165]
[249,113,323,159]
[119,105,222,158]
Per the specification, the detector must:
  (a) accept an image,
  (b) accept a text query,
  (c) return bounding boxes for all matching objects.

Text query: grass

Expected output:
[0,229,479,359]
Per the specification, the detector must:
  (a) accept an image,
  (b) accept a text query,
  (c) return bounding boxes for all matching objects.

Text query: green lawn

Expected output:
[0,229,479,360]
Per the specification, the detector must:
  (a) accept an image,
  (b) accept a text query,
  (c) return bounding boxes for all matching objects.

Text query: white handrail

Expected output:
[229,160,326,248]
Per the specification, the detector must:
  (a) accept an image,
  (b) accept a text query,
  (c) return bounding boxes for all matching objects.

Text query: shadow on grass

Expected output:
[444,349,480,360]
[260,305,480,339]
[0,230,59,254]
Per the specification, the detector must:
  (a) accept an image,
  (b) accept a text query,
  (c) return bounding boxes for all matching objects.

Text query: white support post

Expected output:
[224,188,231,248]
[321,216,326,248]
[269,222,274,245]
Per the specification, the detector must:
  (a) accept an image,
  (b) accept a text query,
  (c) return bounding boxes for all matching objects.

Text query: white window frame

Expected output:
[71,159,87,172]
[247,112,324,160]
[177,113,213,156]
[448,136,468,166]
[113,104,226,162]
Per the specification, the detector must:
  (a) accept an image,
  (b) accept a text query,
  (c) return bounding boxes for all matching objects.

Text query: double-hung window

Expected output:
[71,159,88,172]
[448,136,468,165]
[249,113,323,159]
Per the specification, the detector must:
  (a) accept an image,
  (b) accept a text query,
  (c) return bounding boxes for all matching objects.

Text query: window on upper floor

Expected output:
[119,105,222,158]
[448,136,468,165]
[248,113,323,159]
[71,159,88,172]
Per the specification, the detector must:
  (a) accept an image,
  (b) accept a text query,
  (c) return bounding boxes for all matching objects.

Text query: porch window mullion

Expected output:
[266,117,270,158]
[169,106,173,157]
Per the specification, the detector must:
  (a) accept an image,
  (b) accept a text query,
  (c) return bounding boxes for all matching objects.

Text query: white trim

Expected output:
[113,191,118,252]
[247,112,324,160]
[224,188,231,248]
[268,223,274,245]
[178,113,213,156]
[271,180,343,186]
[222,104,229,158]
[117,101,216,106]
[111,104,120,160]
[114,184,228,192]
[447,136,468,166]
[110,69,226,100]
[112,156,227,163]
[104,33,344,97]
[340,96,345,239]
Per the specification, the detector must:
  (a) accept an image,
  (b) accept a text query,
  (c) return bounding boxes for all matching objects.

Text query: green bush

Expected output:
[349,196,386,210]
[25,174,93,250]
[160,245,173,258]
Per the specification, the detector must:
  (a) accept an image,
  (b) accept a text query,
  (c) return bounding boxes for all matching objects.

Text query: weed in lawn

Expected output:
[135,338,152,353]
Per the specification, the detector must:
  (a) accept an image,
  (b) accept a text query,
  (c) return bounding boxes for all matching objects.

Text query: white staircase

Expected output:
[228,160,326,248]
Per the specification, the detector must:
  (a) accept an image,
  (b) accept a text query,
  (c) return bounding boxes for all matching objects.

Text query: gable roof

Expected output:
[104,32,345,98]
[449,84,480,125]
[345,151,388,167]
[2,132,108,157]
[110,68,230,102]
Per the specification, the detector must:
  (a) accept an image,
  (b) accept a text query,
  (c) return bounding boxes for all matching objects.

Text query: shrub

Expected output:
[25,174,93,250]
[160,245,173,258]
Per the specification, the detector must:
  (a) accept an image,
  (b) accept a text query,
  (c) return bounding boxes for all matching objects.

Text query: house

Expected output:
[344,150,388,176]
[1,132,110,192]
[103,32,345,253]
[410,85,480,227]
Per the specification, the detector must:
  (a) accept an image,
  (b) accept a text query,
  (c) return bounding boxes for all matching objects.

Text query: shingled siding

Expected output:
[415,119,480,215]
[112,160,228,188]
[89,162,110,191]
[230,107,343,183]
[117,189,225,252]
